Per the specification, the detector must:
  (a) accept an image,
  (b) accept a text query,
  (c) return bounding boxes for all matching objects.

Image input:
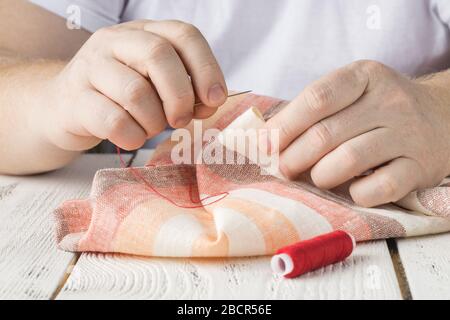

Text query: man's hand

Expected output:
[266,60,450,207]
[41,20,228,152]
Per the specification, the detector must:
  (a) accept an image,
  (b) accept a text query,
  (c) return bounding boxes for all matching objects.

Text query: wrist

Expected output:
[0,59,81,174]
[28,61,67,149]
[416,76,450,177]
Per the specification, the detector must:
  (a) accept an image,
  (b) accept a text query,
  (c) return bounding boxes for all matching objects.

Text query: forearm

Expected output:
[0,56,80,175]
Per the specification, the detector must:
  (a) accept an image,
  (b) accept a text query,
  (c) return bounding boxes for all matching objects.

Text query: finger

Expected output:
[309,128,402,189]
[194,105,218,119]
[279,94,380,176]
[349,157,422,207]
[266,62,369,153]
[78,91,147,150]
[142,20,228,108]
[89,59,167,138]
[109,29,195,128]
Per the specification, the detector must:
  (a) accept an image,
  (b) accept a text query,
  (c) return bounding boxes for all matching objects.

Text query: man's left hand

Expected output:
[265,60,450,207]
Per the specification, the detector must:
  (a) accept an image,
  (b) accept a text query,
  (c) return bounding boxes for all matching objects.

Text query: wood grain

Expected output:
[396,233,450,300]
[56,150,401,300]
[0,154,128,299]
[57,241,401,300]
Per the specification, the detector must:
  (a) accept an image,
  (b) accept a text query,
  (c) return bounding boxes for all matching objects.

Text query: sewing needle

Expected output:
[194,90,252,107]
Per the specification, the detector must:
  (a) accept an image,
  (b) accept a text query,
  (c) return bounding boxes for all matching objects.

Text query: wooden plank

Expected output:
[396,233,450,300]
[0,154,128,300]
[57,241,401,300]
[132,149,154,166]
[57,150,401,300]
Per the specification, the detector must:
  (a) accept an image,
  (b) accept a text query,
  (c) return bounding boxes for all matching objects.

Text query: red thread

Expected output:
[116,146,228,209]
[271,230,355,278]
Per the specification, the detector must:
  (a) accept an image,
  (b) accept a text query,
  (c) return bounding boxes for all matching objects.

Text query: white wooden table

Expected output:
[1,150,449,300]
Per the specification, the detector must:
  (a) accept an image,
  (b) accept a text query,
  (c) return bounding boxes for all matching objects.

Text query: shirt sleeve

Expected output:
[29,0,126,32]
[432,0,450,28]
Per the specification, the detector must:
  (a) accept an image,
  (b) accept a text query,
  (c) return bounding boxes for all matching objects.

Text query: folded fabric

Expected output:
[54,94,450,257]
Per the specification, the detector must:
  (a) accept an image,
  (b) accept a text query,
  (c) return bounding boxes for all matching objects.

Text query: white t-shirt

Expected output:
[30,0,450,100]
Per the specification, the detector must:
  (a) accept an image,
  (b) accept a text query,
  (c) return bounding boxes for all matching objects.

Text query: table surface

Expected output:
[1,150,449,300]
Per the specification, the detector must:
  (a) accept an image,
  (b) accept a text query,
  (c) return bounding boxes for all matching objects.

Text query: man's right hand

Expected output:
[42,20,228,151]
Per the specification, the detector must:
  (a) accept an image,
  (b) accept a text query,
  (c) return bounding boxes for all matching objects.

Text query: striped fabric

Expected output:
[54,94,450,257]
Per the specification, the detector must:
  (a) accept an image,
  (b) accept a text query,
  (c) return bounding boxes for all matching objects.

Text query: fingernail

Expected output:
[208,84,226,105]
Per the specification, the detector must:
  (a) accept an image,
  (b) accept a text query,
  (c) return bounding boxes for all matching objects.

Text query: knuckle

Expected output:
[395,89,415,110]
[358,60,386,75]
[351,59,372,69]
[385,88,417,116]
[92,26,115,40]
[266,112,299,146]
[339,144,360,169]
[105,111,129,137]
[64,57,89,86]
[145,38,173,63]
[176,88,195,102]
[308,121,333,150]
[169,88,195,107]
[303,83,334,114]
[87,28,117,54]
[197,60,221,74]
[129,19,152,26]
[173,21,201,39]
[377,173,399,199]
[278,121,295,141]
[124,78,150,106]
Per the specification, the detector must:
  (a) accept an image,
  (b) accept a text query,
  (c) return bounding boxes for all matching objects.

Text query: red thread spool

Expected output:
[271,230,355,278]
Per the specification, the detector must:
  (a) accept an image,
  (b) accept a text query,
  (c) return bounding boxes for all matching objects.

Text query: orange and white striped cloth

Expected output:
[54,94,450,257]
